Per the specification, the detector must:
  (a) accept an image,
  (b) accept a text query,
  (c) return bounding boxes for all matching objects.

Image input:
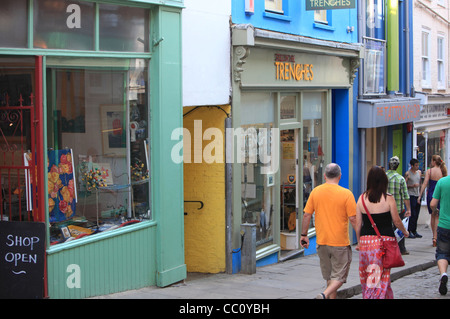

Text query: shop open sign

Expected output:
[0,221,46,299]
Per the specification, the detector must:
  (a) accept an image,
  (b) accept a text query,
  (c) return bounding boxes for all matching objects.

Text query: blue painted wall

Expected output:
[332,89,350,189]
[232,0,358,43]
[352,73,361,197]
[304,236,317,256]
[398,0,413,97]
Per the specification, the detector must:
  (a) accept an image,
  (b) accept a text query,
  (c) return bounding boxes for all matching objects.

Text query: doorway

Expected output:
[0,56,44,223]
[280,129,301,260]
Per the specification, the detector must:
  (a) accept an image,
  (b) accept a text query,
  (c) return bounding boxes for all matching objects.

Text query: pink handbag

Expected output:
[361,196,405,269]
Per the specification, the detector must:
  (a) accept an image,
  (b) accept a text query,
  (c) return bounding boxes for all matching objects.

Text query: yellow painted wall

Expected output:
[183,105,230,273]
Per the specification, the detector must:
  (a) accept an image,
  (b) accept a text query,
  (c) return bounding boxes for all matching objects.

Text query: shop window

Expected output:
[280,95,296,121]
[416,129,447,172]
[302,92,327,230]
[241,123,276,247]
[33,0,95,50]
[417,131,426,172]
[240,92,275,247]
[99,4,149,52]
[0,0,28,48]
[46,58,150,245]
[427,130,447,168]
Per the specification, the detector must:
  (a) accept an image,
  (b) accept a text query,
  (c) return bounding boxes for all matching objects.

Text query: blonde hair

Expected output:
[432,155,447,177]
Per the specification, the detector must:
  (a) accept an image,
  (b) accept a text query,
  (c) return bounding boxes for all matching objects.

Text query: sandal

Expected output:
[433,238,437,247]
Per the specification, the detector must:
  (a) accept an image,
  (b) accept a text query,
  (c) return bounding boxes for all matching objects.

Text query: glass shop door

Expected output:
[280,129,300,258]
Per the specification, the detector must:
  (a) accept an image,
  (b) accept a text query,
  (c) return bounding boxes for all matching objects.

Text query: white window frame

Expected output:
[437,35,446,89]
[422,29,431,88]
[314,10,328,24]
[363,37,386,95]
[265,0,283,13]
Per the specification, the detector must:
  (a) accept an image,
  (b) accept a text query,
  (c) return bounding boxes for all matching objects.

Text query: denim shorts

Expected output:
[436,226,450,262]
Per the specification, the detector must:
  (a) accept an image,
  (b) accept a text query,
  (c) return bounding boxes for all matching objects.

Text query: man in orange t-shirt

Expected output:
[301,163,357,299]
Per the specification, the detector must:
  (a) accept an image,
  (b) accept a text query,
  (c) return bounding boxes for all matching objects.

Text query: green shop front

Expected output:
[0,0,185,298]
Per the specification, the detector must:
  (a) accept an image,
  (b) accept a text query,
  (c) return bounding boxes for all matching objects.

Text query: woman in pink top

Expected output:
[356,166,409,299]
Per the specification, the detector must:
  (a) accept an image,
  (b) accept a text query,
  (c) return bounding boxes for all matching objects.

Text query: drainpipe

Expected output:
[358,0,366,195]
[405,0,410,96]
[225,117,233,274]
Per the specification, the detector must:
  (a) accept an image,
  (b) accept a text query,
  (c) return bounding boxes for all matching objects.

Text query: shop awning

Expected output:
[357,97,422,128]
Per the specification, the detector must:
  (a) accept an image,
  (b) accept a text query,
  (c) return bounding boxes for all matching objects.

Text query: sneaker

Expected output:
[414,232,423,238]
[439,274,448,295]
[408,232,416,239]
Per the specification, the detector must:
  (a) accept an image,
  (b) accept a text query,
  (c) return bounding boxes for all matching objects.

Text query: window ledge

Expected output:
[263,11,292,22]
[313,22,335,32]
[46,220,157,254]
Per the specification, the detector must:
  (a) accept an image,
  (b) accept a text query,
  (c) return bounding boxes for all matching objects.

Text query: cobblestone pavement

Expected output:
[351,265,450,299]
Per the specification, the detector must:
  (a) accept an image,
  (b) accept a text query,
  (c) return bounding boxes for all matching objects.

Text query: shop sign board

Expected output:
[274,54,314,82]
[419,104,448,121]
[306,0,356,10]
[241,48,350,88]
[0,221,46,299]
[358,98,422,128]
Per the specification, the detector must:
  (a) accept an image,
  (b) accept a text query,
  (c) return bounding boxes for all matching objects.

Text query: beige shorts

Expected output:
[317,245,352,283]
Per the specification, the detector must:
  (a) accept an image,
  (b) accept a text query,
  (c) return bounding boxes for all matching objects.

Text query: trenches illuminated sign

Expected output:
[274,54,314,82]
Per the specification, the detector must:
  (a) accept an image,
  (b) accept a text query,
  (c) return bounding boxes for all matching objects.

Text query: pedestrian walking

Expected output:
[386,156,411,255]
[405,158,422,238]
[430,173,450,295]
[300,163,357,299]
[355,166,409,299]
[418,155,447,247]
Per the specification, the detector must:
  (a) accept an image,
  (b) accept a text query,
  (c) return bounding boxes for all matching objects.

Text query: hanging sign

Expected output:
[0,221,46,299]
[306,0,356,11]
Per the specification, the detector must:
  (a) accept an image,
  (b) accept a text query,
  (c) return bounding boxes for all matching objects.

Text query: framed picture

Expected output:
[100,105,126,157]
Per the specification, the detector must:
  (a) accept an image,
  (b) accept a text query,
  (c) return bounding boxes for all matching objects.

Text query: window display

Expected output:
[46,58,150,245]
[240,92,275,247]
[241,123,275,247]
[302,92,327,229]
[417,129,447,172]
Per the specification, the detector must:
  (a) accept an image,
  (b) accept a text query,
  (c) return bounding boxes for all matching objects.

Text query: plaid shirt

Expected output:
[386,170,410,213]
